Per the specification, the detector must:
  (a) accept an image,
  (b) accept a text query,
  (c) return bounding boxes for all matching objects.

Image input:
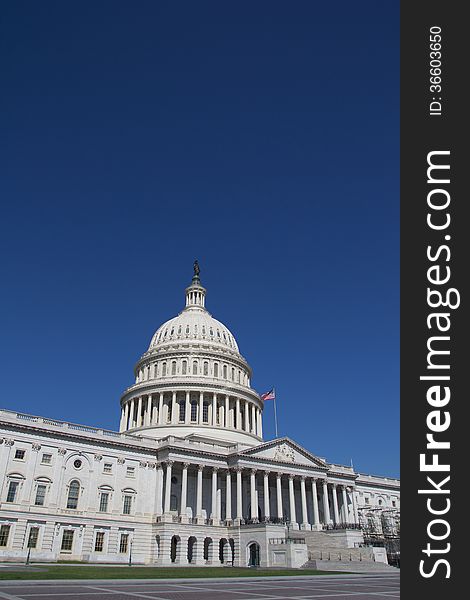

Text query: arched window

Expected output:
[223,365,227,379]
[182,360,187,375]
[214,363,219,378]
[67,480,80,509]
[193,361,198,375]
[171,361,176,376]
[162,363,167,377]
[231,368,235,380]
[203,361,208,376]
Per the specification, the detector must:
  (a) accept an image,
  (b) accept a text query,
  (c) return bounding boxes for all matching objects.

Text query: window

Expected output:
[123,495,132,515]
[94,531,105,552]
[179,403,185,422]
[392,500,396,507]
[170,494,178,511]
[61,530,74,551]
[0,525,11,547]
[365,498,370,505]
[216,406,221,425]
[190,401,197,422]
[126,466,135,478]
[103,463,112,474]
[0,525,10,546]
[203,403,209,423]
[66,480,80,509]
[99,492,109,513]
[192,361,198,375]
[119,533,129,553]
[14,449,26,460]
[41,453,52,465]
[35,484,47,506]
[223,365,227,379]
[182,360,187,375]
[27,527,39,549]
[171,361,176,375]
[73,459,82,469]
[231,368,235,380]
[203,361,208,376]
[214,363,219,378]
[162,363,167,376]
[6,481,19,503]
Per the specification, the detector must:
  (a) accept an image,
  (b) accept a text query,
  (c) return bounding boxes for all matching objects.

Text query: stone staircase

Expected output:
[291,530,396,572]
[303,559,399,573]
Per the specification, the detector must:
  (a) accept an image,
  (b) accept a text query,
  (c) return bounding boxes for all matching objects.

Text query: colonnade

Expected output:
[155,462,359,529]
[120,392,262,437]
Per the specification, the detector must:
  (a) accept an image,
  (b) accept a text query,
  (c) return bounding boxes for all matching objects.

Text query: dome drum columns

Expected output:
[120,390,263,439]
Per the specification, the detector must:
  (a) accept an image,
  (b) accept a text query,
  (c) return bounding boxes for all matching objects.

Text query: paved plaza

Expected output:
[0,574,399,600]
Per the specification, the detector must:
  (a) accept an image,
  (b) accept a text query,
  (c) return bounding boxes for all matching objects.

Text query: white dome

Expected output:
[119,263,262,448]
[149,309,239,352]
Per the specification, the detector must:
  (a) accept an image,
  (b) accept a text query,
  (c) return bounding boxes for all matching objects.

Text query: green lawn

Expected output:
[0,565,344,580]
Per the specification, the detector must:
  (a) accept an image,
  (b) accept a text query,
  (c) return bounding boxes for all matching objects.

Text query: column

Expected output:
[196,465,204,522]
[212,393,217,426]
[300,476,309,530]
[236,468,243,522]
[244,401,250,432]
[258,409,263,438]
[155,463,163,516]
[225,395,229,427]
[332,484,340,524]
[185,391,190,424]
[119,406,125,431]
[236,397,240,430]
[276,473,283,518]
[152,398,157,424]
[263,471,270,520]
[137,396,142,427]
[322,479,331,524]
[180,463,189,522]
[129,399,135,429]
[250,469,257,520]
[172,392,177,424]
[158,393,163,425]
[251,404,256,434]
[311,478,320,529]
[123,402,129,431]
[163,461,173,514]
[351,487,359,523]
[199,392,204,425]
[211,467,218,522]
[226,470,232,522]
[341,486,349,524]
[288,475,297,527]
[145,395,152,426]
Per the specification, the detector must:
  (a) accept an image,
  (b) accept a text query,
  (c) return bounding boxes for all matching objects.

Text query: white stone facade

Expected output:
[0,267,399,566]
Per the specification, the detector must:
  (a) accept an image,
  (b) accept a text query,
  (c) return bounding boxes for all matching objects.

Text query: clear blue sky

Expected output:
[0,1,399,477]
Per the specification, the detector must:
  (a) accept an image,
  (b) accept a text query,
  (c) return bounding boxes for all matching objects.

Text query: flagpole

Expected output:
[273,387,279,438]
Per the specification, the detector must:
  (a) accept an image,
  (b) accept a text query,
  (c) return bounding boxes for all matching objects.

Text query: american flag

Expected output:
[261,388,275,401]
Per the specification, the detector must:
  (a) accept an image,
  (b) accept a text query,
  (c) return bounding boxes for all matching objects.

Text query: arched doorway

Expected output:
[170,535,180,563]
[248,542,260,567]
[219,538,228,563]
[187,536,197,564]
[203,537,213,562]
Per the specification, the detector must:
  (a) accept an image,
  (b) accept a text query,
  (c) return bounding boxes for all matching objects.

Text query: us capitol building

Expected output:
[0,265,399,568]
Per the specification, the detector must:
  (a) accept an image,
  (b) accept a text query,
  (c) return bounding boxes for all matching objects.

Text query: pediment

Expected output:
[240,437,328,469]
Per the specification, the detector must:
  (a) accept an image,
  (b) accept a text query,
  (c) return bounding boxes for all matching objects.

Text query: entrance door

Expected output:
[248,542,260,567]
